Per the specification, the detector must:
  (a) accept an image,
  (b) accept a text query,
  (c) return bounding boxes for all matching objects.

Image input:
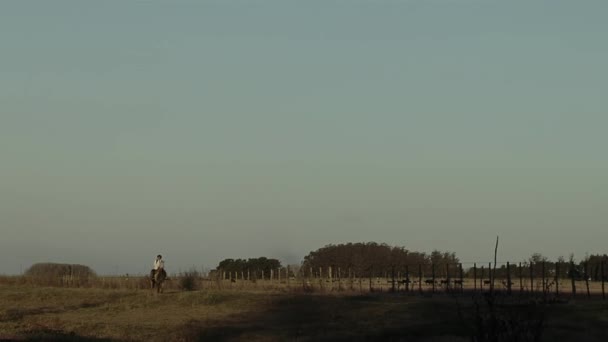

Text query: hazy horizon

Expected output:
[2,0,607,275]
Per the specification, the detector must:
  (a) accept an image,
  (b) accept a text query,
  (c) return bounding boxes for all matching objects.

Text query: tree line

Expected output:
[301,242,459,278]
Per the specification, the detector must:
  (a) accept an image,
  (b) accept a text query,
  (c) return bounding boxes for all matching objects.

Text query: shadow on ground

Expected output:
[175,294,470,342]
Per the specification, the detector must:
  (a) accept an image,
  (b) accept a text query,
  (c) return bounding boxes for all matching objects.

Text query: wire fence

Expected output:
[2,260,605,300]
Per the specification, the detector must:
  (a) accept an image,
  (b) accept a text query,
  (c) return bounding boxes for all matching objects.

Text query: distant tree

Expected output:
[215,257,281,279]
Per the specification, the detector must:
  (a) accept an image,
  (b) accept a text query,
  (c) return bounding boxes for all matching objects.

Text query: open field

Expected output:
[2,273,606,297]
[1,284,608,341]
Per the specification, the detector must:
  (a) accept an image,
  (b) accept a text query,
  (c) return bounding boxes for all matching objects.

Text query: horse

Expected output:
[151,268,167,293]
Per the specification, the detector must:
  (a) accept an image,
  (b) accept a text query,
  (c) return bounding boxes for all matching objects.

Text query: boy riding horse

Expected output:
[150,254,167,288]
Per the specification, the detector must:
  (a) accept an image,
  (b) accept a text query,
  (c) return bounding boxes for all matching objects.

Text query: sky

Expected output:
[1,0,607,275]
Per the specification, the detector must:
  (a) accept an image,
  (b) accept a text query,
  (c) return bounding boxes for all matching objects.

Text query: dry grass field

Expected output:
[1,282,608,342]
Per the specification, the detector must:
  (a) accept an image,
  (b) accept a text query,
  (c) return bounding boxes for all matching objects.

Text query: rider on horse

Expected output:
[151,254,166,279]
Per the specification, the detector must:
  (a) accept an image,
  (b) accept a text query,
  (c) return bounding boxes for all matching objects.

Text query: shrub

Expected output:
[180,269,200,291]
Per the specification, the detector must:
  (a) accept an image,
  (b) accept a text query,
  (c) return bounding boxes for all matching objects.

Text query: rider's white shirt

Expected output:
[154,259,165,270]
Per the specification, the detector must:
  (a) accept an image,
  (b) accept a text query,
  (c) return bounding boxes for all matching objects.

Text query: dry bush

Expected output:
[179,269,200,291]
[24,263,97,287]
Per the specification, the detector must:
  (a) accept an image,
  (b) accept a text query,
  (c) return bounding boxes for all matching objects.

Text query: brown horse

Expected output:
[151,268,167,293]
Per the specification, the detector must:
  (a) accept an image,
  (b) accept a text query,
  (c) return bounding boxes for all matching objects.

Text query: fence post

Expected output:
[405,265,410,292]
[542,261,546,299]
[555,261,560,297]
[459,263,464,293]
[418,264,422,294]
[602,260,606,300]
[507,262,512,295]
[473,263,477,292]
[519,262,523,295]
[489,262,494,293]
[585,261,591,299]
[391,265,396,293]
[570,261,576,298]
[445,263,450,293]
[431,263,436,294]
[529,263,535,294]
[319,267,323,290]
[480,265,484,291]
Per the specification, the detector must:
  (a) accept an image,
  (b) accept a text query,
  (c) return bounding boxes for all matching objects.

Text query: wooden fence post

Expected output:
[319,267,323,290]
[489,262,494,293]
[473,263,477,292]
[570,261,576,298]
[519,262,523,295]
[585,261,591,299]
[601,260,605,300]
[542,261,546,299]
[507,262,512,295]
[459,263,464,293]
[529,263,535,294]
[405,265,410,292]
[391,265,396,293]
[431,263,436,294]
[418,264,422,294]
[480,266,484,291]
[555,261,560,297]
[445,263,451,293]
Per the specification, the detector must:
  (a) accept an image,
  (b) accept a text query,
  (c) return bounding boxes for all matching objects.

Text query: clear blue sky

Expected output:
[1,0,607,275]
